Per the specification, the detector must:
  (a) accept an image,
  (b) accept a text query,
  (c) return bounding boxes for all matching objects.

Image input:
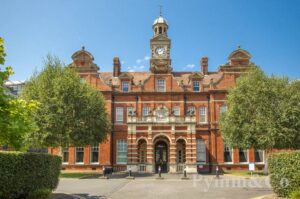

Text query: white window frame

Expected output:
[254,149,264,163]
[239,148,249,164]
[127,107,134,116]
[193,81,200,92]
[142,107,150,116]
[116,107,124,123]
[90,145,99,164]
[196,139,206,163]
[188,106,196,115]
[224,144,233,164]
[75,146,84,164]
[62,147,69,164]
[122,81,129,92]
[199,106,207,124]
[172,106,180,116]
[117,140,127,164]
[156,79,166,92]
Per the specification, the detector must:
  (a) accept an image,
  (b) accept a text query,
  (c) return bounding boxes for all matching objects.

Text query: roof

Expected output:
[153,16,168,26]
[4,80,26,86]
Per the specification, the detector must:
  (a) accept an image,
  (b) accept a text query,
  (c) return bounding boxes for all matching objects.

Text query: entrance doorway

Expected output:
[154,140,168,173]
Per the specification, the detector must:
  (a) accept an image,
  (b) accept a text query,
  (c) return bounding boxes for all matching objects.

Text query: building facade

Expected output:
[49,15,265,173]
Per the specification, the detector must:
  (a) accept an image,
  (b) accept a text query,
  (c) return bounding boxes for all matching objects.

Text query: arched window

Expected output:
[164,27,166,33]
[155,27,157,34]
[159,27,162,34]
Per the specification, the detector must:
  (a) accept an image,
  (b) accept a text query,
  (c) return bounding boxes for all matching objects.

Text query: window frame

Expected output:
[116,140,127,164]
[122,81,129,92]
[75,146,84,164]
[156,79,166,92]
[172,106,180,116]
[116,107,124,123]
[62,147,69,164]
[239,148,249,163]
[90,145,99,164]
[254,149,264,163]
[196,139,206,163]
[223,144,233,164]
[142,107,150,117]
[199,106,207,124]
[193,81,200,92]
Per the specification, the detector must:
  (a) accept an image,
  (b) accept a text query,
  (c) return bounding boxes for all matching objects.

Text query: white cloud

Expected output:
[136,59,142,64]
[144,56,150,60]
[121,60,125,65]
[183,64,196,70]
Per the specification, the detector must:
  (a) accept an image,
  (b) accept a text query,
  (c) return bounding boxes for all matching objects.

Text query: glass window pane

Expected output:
[199,106,206,123]
[117,140,127,164]
[122,81,129,92]
[116,107,124,123]
[224,144,233,162]
[196,139,206,163]
[255,149,264,162]
[193,81,200,92]
[239,149,248,163]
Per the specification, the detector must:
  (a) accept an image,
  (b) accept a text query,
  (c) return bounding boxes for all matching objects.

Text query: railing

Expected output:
[128,115,196,124]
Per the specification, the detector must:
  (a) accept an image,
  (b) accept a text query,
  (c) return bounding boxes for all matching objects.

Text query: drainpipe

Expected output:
[207,94,211,173]
[183,95,187,115]
[111,94,115,169]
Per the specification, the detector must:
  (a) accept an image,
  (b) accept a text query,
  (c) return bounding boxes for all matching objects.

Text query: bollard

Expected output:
[216,165,219,179]
[126,166,135,179]
[156,165,164,180]
[181,166,189,180]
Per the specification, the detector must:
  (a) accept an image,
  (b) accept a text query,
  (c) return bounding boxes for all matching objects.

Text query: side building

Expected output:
[49,15,264,173]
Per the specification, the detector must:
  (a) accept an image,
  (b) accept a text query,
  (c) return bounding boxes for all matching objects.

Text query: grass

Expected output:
[224,171,267,177]
[60,172,101,179]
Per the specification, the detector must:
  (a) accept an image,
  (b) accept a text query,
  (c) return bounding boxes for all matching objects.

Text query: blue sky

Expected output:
[1,0,300,80]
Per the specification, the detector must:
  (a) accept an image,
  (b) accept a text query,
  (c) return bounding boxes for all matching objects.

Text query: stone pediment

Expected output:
[119,72,133,80]
[189,72,204,80]
[228,47,251,60]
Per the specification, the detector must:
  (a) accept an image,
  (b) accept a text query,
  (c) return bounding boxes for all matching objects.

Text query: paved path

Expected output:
[55,174,273,199]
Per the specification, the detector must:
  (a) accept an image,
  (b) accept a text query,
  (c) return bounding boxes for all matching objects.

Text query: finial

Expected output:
[159,5,163,16]
[82,46,85,51]
[237,44,241,49]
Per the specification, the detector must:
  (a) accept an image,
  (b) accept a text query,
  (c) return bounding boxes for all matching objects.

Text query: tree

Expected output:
[21,55,110,148]
[220,67,300,150]
[0,37,38,150]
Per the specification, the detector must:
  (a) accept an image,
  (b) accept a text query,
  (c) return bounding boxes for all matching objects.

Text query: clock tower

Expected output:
[150,14,172,73]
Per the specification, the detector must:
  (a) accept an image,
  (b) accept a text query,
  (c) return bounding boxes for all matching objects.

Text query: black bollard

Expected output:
[216,165,219,179]
[129,167,132,177]
[158,166,161,178]
[181,166,189,180]
[126,166,134,179]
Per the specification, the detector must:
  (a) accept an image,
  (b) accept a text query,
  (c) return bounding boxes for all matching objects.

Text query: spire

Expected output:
[159,5,163,16]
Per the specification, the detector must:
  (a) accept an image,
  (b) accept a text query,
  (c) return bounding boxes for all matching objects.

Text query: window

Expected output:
[62,147,69,164]
[196,139,206,163]
[224,144,233,163]
[199,106,207,123]
[254,149,264,163]
[90,145,99,163]
[127,107,134,116]
[193,81,200,92]
[122,81,129,92]
[156,79,166,92]
[75,147,84,163]
[142,107,150,116]
[117,140,127,164]
[188,106,196,115]
[159,26,162,34]
[172,106,180,116]
[220,105,227,114]
[116,107,124,123]
[239,149,248,163]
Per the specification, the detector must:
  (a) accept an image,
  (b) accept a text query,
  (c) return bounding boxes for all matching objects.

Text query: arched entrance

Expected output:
[154,136,169,173]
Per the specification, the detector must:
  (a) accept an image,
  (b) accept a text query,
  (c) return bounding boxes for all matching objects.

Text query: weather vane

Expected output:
[159,5,163,16]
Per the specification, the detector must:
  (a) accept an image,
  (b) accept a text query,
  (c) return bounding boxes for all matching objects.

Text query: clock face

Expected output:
[155,46,166,56]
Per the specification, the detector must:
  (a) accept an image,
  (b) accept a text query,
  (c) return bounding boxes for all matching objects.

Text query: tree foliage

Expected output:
[0,38,38,150]
[22,55,111,147]
[220,67,300,150]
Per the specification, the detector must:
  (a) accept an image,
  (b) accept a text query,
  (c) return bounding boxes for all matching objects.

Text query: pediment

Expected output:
[119,72,133,80]
[228,48,251,60]
[189,72,204,80]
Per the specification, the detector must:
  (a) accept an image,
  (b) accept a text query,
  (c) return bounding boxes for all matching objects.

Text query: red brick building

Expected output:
[49,15,265,173]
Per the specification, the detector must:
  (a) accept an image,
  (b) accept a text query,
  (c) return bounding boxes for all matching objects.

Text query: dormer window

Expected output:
[122,81,129,92]
[156,79,166,92]
[193,81,200,92]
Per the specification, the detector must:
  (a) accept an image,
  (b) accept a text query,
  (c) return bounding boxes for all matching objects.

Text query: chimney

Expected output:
[201,57,208,75]
[113,57,121,77]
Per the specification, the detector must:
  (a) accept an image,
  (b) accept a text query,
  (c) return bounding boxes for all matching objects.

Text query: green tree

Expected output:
[22,55,110,148]
[220,67,300,150]
[0,38,38,150]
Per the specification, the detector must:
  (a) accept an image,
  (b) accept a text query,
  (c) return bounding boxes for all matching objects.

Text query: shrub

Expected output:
[28,188,52,199]
[268,152,300,197]
[0,151,61,199]
[290,189,300,199]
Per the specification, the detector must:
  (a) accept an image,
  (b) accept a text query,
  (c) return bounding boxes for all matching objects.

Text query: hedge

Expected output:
[268,151,300,197]
[0,151,61,199]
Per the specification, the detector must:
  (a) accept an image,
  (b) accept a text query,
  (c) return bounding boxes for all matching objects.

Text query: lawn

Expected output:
[60,172,101,179]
